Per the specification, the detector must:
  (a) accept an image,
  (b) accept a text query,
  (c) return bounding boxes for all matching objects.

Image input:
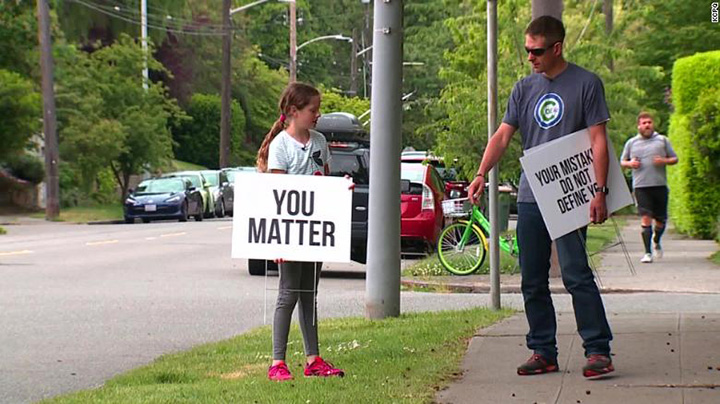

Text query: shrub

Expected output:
[668,51,720,239]
[5,153,44,184]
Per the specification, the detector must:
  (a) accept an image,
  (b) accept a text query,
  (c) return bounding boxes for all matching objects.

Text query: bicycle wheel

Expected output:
[437,222,488,275]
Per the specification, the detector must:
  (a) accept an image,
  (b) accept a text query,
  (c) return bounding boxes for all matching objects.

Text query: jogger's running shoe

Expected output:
[582,354,614,378]
[517,354,559,375]
[640,253,653,263]
[268,362,293,381]
[654,243,663,259]
[304,357,345,377]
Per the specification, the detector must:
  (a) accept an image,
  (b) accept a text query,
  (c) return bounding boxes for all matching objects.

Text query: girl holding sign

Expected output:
[256,82,345,381]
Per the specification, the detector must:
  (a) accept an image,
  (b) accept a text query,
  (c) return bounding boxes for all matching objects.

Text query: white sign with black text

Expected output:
[519,128,633,240]
[231,173,353,262]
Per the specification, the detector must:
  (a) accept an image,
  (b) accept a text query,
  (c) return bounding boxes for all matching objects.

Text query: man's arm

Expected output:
[589,123,609,224]
[467,122,516,204]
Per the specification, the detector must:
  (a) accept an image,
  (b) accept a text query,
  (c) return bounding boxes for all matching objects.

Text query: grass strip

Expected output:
[0,226,6,235]
[43,308,513,404]
[30,204,123,223]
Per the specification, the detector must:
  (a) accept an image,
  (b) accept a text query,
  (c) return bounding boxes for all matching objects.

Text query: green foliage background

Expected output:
[667,51,720,239]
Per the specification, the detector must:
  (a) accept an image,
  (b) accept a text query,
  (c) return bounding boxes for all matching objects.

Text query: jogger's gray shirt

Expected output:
[621,132,677,188]
[503,63,611,203]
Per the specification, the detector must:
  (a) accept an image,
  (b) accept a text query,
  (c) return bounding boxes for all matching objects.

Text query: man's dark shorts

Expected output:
[634,186,668,221]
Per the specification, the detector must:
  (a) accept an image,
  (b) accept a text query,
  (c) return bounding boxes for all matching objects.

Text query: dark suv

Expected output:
[247,112,369,276]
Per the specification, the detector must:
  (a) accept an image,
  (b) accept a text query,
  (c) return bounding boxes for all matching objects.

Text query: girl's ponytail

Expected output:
[256,82,319,173]
[256,116,286,173]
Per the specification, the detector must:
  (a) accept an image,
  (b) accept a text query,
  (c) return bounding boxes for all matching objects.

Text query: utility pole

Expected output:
[36,0,59,219]
[487,0,500,310]
[289,1,297,82]
[220,0,232,168]
[366,0,403,319]
[141,0,148,89]
[603,0,614,72]
[531,0,563,20]
[350,28,358,96]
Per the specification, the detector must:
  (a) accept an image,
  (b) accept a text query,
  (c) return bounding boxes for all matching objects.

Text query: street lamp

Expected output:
[292,34,352,81]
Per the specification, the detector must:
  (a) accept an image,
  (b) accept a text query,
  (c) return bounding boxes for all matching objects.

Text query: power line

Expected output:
[66,0,232,36]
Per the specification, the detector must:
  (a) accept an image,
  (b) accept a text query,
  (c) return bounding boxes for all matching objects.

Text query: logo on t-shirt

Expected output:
[534,93,564,129]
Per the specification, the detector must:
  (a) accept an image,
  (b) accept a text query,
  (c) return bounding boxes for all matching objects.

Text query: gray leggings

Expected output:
[272,261,322,361]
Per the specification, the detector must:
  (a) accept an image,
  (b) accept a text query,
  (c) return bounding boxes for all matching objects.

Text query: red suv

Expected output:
[400,151,469,199]
[400,162,446,252]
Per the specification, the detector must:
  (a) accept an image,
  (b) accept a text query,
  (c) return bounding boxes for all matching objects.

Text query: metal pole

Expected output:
[487,0,500,310]
[220,0,232,168]
[289,1,297,82]
[37,0,59,220]
[141,0,148,89]
[365,0,403,319]
[350,28,358,96]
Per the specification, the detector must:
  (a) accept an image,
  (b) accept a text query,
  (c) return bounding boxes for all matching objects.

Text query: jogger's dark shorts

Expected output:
[634,186,668,222]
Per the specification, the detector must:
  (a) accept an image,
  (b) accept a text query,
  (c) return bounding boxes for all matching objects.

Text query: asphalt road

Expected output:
[2,219,720,403]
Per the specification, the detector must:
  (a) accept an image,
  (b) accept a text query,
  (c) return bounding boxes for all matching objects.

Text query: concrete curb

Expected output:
[400,278,718,295]
[87,220,125,225]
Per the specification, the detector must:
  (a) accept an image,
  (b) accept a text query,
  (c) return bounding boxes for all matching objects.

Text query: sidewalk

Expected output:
[435,218,720,403]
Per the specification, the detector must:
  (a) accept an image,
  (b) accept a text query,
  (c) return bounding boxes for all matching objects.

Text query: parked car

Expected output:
[400,162,446,252]
[400,151,469,199]
[124,177,204,223]
[162,171,214,218]
[201,170,233,218]
[247,113,370,276]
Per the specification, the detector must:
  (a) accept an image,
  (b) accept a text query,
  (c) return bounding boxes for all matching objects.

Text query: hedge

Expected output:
[668,51,720,239]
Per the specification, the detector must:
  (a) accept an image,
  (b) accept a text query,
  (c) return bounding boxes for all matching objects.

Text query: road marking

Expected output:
[86,240,119,246]
[145,237,157,240]
[217,226,232,230]
[0,250,33,257]
[160,232,186,238]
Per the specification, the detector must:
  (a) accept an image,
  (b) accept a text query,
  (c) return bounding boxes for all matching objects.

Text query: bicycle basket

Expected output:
[441,198,471,217]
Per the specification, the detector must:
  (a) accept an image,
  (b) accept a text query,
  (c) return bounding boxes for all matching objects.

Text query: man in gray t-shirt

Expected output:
[467,16,614,378]
[621,112,678,263]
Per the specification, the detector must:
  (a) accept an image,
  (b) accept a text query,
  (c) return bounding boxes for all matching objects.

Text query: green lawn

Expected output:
[404,216,627,277]
[165,159,208,172]
[43,308,513,404]
[31,204,123,223]
[0,226,6,235]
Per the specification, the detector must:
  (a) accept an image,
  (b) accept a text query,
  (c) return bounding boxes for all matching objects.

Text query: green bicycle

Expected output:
[437,198,520,275]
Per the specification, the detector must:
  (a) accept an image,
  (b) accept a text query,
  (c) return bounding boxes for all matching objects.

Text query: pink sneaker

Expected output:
[268,362,293,381]
[304,357,345,377]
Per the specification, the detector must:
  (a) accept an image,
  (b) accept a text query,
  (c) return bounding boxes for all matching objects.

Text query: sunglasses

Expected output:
[524,41,560,56]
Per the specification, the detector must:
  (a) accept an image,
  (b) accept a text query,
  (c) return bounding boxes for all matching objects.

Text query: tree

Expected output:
[173,93,249,169]
[0,70,41,160]
[56,34,185,200]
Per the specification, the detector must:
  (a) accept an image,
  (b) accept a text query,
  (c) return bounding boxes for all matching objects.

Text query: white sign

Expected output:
[231,173,353,262]
[519,128,633,240]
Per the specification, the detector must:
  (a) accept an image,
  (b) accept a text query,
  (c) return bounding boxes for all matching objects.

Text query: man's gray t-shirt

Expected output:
[503,63,610,203]
[267,129,331,175]
[621,132,677,188]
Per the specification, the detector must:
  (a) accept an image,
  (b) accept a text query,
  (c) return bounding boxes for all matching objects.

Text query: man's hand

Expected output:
[653,156,667,166]
[629,158,641,169]
[467,175,486,205]
[590,193,608,224]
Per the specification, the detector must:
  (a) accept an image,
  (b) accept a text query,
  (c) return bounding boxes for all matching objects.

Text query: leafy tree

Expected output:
[319,86,370,119]
[0,0,40,77]
[173,93,248,169]
[436,0,649,183]
[0,69,41,160]
[56,34,185,200]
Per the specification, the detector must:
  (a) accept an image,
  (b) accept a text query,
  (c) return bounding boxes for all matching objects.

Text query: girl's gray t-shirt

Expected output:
[503,63,611,203]
[267,129,331,176]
